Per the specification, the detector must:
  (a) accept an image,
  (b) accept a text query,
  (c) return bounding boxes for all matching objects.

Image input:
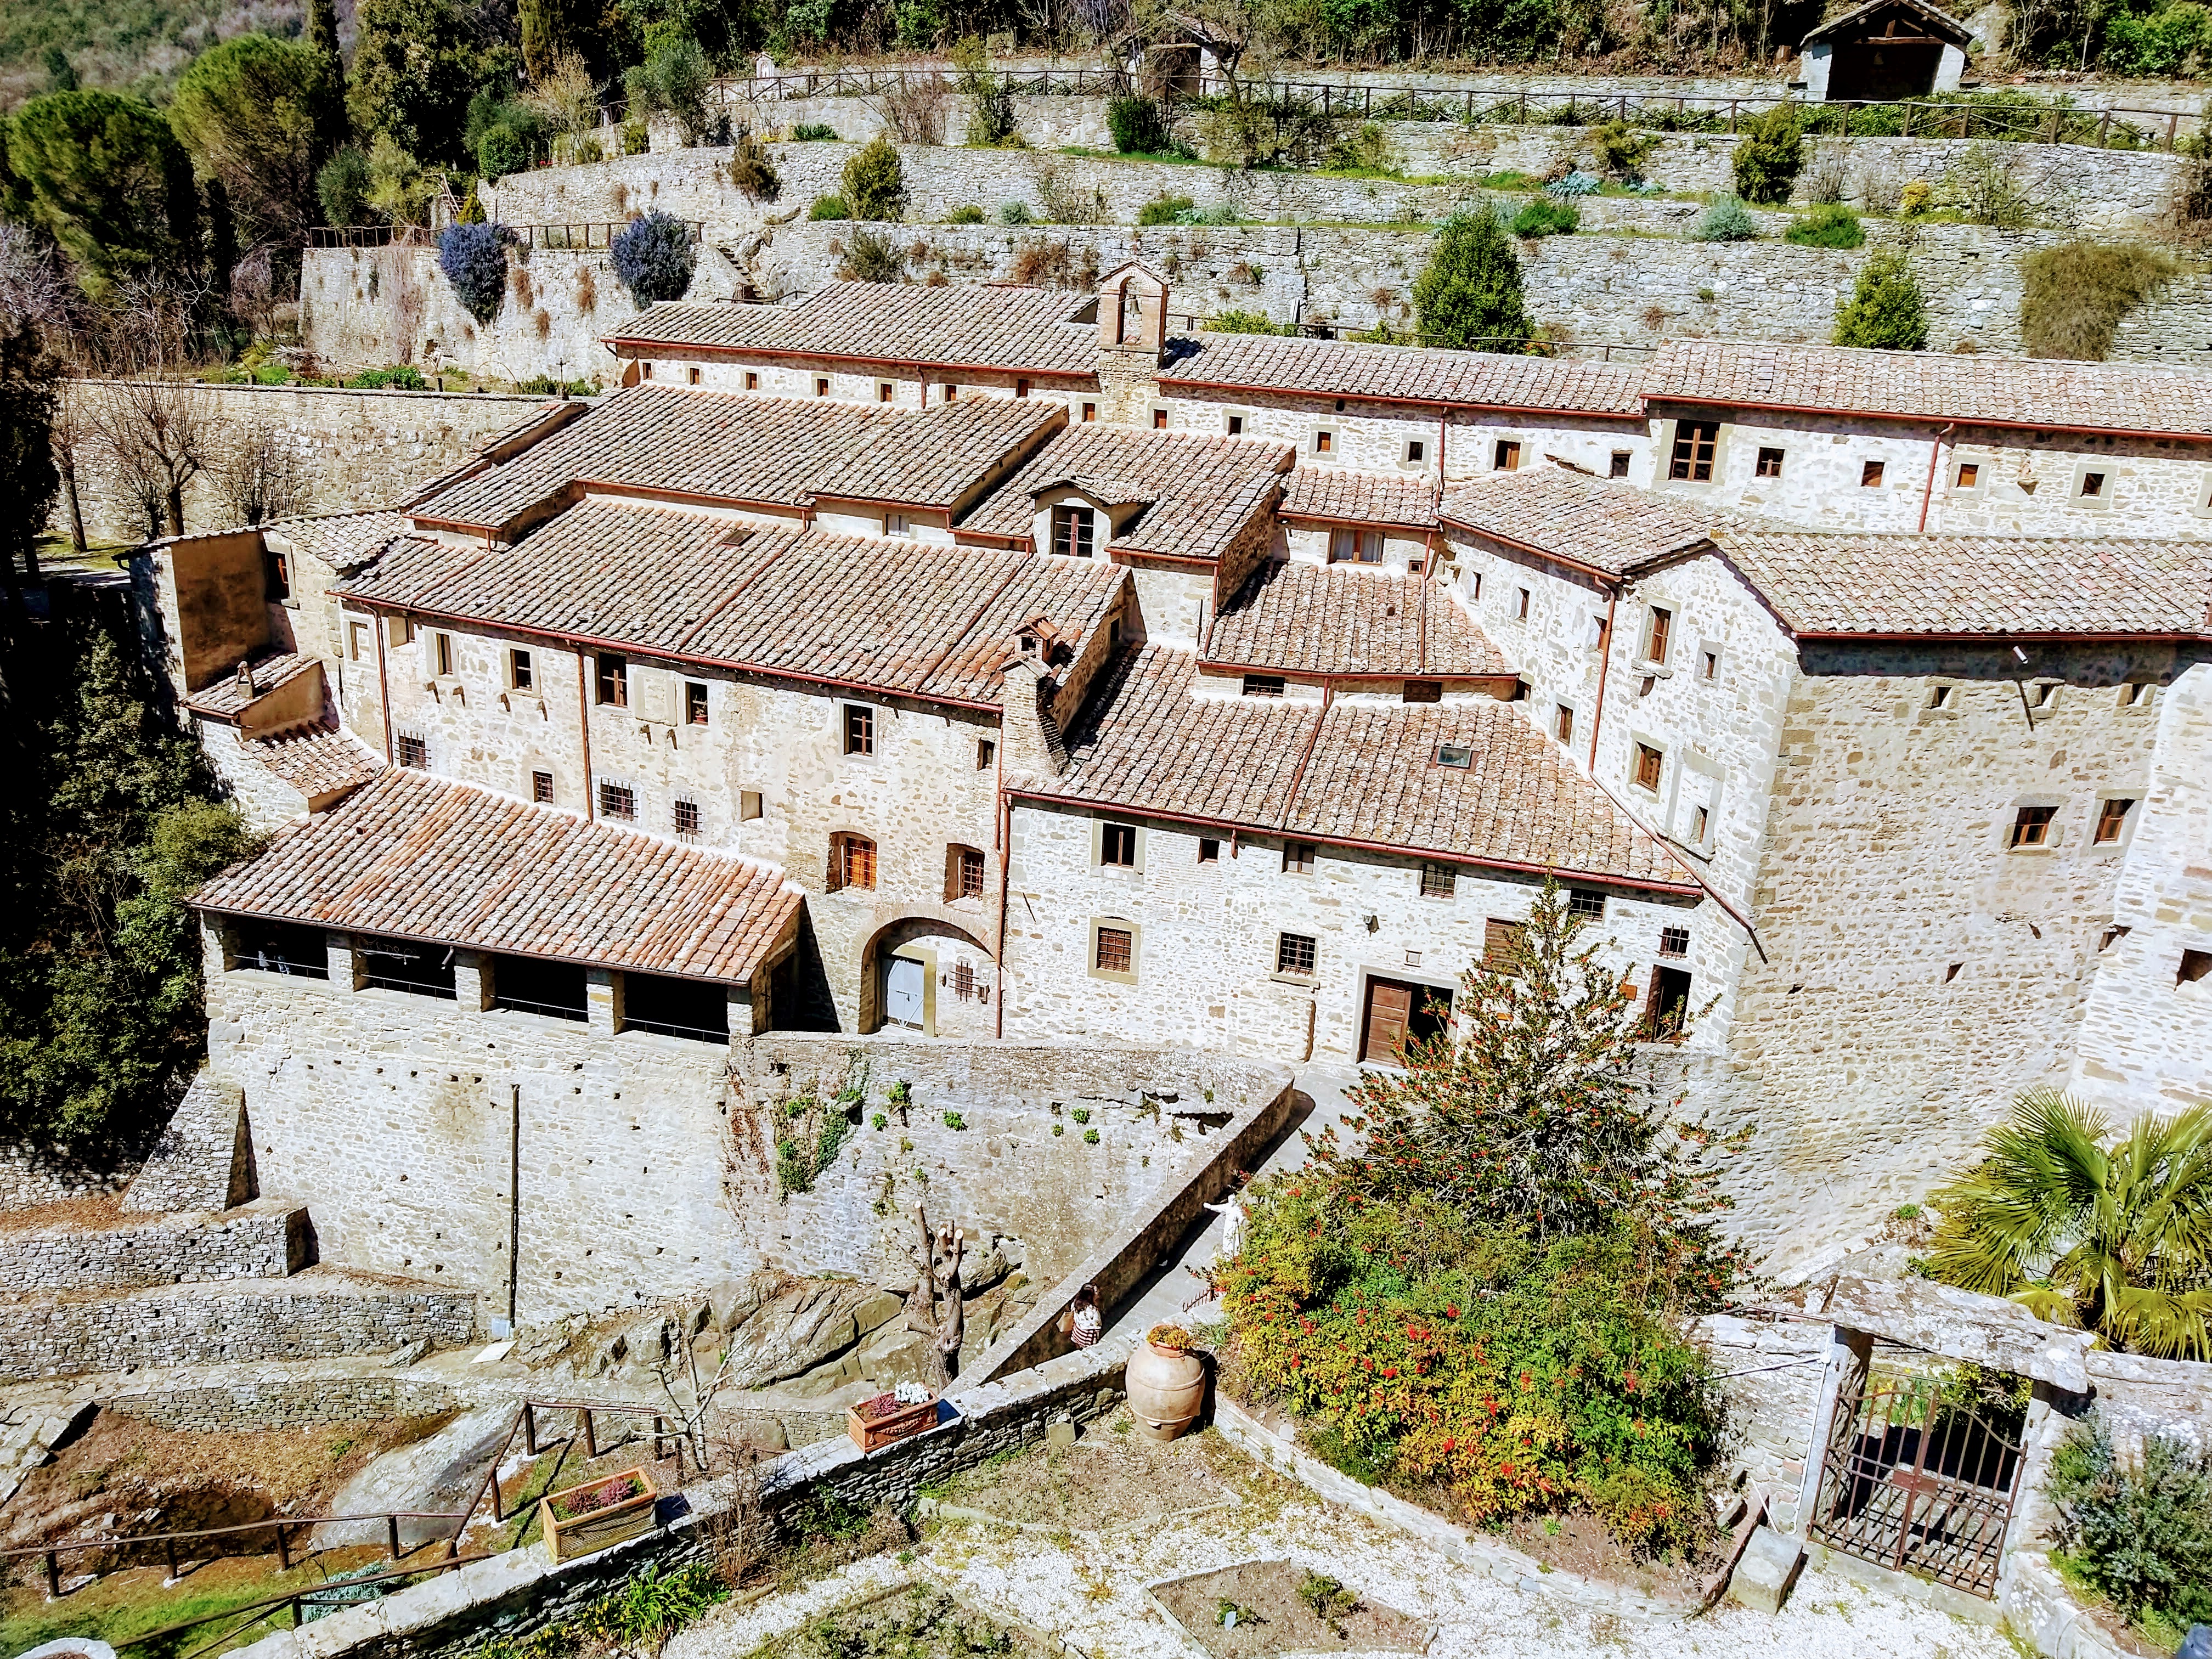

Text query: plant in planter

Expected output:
[540,1467,658,1563]
[846,1383,940,1451]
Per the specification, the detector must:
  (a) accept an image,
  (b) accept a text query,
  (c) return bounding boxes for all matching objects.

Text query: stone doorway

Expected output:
[1358,976,1451,1065]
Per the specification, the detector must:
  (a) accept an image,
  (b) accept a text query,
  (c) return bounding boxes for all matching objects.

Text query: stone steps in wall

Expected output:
[0,1266,477,1381]
[0,1198,311,1293]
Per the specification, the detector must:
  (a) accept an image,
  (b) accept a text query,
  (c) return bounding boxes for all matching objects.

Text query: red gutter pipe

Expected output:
[1155,376,1644,426]
[1918,422,1956,533]
[1587,593,1618,775]
[1650,395,2209,447]
[600,338,1096,382]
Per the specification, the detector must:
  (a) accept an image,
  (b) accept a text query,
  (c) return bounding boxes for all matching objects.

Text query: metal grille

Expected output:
[1808,1353,2026,1599]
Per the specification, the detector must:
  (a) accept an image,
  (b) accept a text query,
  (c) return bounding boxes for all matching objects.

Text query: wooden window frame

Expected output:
[844,703,875,757]
[1643,605,1673,667]
[1419,862,1455,900]
[2094,797,2135,845]
[1051,503,1096,560]
[2009,805,2057,848]
[674,798,701,838]
[830,832,878,891]
[509,648,534,691]
[1633,742,1664,793]
[1755,445,1784,478]
[1668,420,1718,482]
[1099,821,1139,868]
[596,652,628,708]
[685,680,709,725]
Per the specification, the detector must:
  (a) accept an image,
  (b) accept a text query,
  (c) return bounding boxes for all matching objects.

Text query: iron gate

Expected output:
[1806,1349,2027,1599]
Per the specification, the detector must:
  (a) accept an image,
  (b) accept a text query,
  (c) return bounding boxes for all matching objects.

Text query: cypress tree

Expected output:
[1412,209,1534,353]
[1832,252,1929,352]
[307,0,351,153]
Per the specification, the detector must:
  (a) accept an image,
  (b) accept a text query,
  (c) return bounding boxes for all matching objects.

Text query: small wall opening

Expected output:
[492,955,588,1022]
[359,935,457,1000]
[622,971,730,1042]
[232,919,330,979]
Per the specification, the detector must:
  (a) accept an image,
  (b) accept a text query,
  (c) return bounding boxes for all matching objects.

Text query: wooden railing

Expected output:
[302,221,704,252]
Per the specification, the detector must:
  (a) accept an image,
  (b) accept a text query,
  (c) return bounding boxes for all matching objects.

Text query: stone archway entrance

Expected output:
[859,916,995,1039]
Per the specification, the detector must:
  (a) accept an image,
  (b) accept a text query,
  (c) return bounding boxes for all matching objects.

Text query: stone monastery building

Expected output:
[144,265,2212,1308]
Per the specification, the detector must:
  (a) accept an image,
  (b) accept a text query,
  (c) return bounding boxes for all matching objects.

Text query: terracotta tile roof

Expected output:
[192,769,803,983]
[1644,341,2212,439]
[1159,333,1649,417]
[1711,531,2212,637]
[185,653,320,721]
[248,716,383,799]
[263,510,410,572]
[1440,466,1736,576]
[1279,469,1440,530]
[956,424,1293,562]
[1204,562,1510,678]
[337,499,1127,707]
[1028,646,1691,888]
[603,283,1101,377]
[408,386,1060,535]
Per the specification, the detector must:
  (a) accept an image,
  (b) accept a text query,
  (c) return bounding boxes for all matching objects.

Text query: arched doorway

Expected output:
[860,915,996,1039]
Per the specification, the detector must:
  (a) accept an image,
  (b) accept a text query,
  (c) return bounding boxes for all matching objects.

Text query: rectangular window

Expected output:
[1609,450,1630,478]
[359,935,455,999]
[1312,429,1334,454]
[1861,460,1886,488]
[396,733,427,769]
[835,834,878,890]
[233,918,331,980]
[1082,401,1096,421]
[951,960,975,1001]
[2030,681,2059,710]
[687,366,702,386]
[491,953,586,1022]
[1755,446,1784,478]
[596,652,628,707]
[2010,805,2056,848]
[1660,924,1690,958]
[1095,926,1132,974]
[685,680,708,724]
[532,769,554,803]
[844,704,874,755]
[1691,804,1711,843]
[1644,606,1673,665]
[1701,649,1718,680]
[1227,414,1244,435]
[1051,503,1096,559]
[1435,742,1474,769]
[885,512,911,538]
[943,383,958,401]
[1101,822,1138,867]
[746,371,760,390]
[1633,742,1663,792]
[1493,439,1521,471]
[1420,862,1455,900]
[348,620,368,661]
[877,382,894,403]
[433,632,454,676]
[2081,471,2106,499]
[1570,889,1606,919]
[265,546,291,600]
[1015,377,1031,398]
[1243,674,1285,698]
[1153,408,1169,430]
[1483,918,1526,973]
[642,362,654,380]
[1555,704,1575,743]
[1359,531,1384,563]
[2094,798,2135,844]
[509,648,533,691]
[1403,679,1441,704]
[1406,439,1425,464]
[1283,840,1315,874]
[958,845,986,898]
[1668,420,1718,482]
[599,781,635,820]
[1198,837,1220,863]
[1515,588,1531,620]
[1276,932,1317,976]
[1929,684,1953,709]
[1956,461,1979,488]
[977,738,996,770]
[741,789,763,820]
[674,798,701,837]
[1329,527,1355,562]
[815,376,830,396]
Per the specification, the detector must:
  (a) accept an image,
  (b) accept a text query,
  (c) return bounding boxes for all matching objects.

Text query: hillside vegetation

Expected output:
[0,0,315,113]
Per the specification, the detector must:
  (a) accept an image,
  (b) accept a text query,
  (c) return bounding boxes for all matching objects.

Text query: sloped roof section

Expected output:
[193,769,803,983]
[1441,466,1736,576]
[248,718,383,800]
[263,510,411,573]
[1713,531,2212,637]
[1204,562,1510,678]
[1644,341,2212,439]
[1030,646,1691,888]
[605,283,1101,377]
[957,423,1293,562]
[185,652,320,721]
[337,500,1126,707]
[1279,469,1441,530]
[1803,0,1975,48]
[1160,332,1649,417]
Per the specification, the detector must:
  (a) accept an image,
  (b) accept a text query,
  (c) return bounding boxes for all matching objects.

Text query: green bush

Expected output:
[1730,105,1804,205]
[476,123,529,182]
[1592,118,1656,181]
[317,146,373,225]
[1107,94,1170,155]
[945,202,986,223]
[2046,1414,2212,1643]
[840,228,904,281]
[1833,252,1928,351]
[1413,209,1534,353]
[788,122,839,141]
[1509,199,1578,236]
[727,131,781,204]
[349,363,429,388]
[997,200,1033,225]
[2101,1,2210,75]
[841,136,906,221]
[1784,204,1865,247]
[1137,193,1196,225]
[1688,194,1758,242]
[1205,309,1291,335]
[808,194,849,221]
[2020,241,2176,361]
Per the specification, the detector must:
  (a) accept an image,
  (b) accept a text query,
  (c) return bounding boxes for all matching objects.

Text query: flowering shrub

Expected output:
[437,221,512,324]
[611,210,697,307]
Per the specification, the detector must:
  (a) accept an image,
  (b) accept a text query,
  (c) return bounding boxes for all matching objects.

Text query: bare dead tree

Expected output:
[49,390,89,554]
[208,421,307,526]
[871,74,950,144]
[78,278,222,540]
[904,1203,965,1390]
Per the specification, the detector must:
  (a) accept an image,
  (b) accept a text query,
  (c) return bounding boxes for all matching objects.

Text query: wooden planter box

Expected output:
[847,1391,938,1452]
[540,1466,658,1564]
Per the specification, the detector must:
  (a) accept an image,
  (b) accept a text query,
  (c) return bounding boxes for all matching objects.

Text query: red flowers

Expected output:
[1446,1306,1459,1319]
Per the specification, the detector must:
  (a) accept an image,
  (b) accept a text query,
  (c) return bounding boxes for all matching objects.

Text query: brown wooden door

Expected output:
[1361,979,1412,1065]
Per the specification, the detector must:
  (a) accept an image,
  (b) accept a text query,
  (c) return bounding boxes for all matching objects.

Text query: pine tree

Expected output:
[5,91,200,298]
[1833,251,1929,351]
[1412,210,1534,353]
[307,0,351,154]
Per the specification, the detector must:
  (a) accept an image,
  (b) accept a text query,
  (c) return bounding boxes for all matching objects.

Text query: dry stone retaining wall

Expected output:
[106,1372,465,1431]
[0,1199,307,1293]
[0,1145,130,1214]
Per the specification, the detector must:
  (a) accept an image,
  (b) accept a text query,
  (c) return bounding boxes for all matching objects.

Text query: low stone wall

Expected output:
[2080,1346,2210,1453]
[0,1272,476,1379]
[1696,1311,1829,1536]
[106,1372,464,1431]
[123,1068,252,1214]
[0,1199,307,1293]
[0,1143,132,1214]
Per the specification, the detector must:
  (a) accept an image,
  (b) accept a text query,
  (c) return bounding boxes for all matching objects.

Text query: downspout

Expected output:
[507,1082,521,1332]
[575,646,596,820]
[1918,421,1956,533]
[1415,527,1438,673]
[373,611,395,762]
[1586,591,1619,775]
[994,731,1009,1040]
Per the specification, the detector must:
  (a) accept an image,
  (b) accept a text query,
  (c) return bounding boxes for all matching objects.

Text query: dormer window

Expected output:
[1051,503,1096,559]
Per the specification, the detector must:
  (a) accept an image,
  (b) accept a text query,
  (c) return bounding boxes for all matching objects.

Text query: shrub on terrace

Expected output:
[809,194,850,220]
[610,210,696,306]
[1784,204,1865,248]
[840,228,905,282]
[1107,94,1171,156]
[1510,199,1579,236]
[1832,252,1927,350]
[1412,209,1534,353]
[1205,309,1290,334]
[436,219,512,322]
[2019,241,2176,361]
[841,137,907,221]
[945,202,986,223]
[2045,1413,2212,1644]
[1730,105,1804,205]
[1688,194,1758,242]
[1137,194,1197,226]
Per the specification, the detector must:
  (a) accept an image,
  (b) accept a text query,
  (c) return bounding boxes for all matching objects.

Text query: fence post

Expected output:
[43,1551,58,1599]
[524,1400,538,1455]
[585,1407,599,1458]
[2168,111,2179,150]
[1519,89,1528,125]
[388,1515,402,1560]
[1728,99,1737,133]
[290,1595,303,1630]
[2098,108,2112,147]
[275,1521,290,1572]
[165,1539,178,1582]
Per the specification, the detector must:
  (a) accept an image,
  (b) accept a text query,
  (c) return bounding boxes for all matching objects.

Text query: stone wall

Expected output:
[0,1272,476,1379]
[124,1067,253,1214]
[55,382,551,546]
[106,1372,465,1431]
[0,1200,307,1293]
[0,1144,130,1214]
[1696,1312,1829,1535]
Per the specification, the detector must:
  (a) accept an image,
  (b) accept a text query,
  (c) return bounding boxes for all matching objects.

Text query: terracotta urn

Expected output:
[1126,1325,1205,1441]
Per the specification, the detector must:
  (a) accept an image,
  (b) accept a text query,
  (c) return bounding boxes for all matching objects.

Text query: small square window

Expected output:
[397,733,427,769]
[1493,439,1521,471]
[1403,679,1441,704]
[1569,889,1606,919]
[1420,862,1455,899]
[596,652,628,707]
[1101,822,1138,867]
[1436,743,1474,769]
[1609,450,1630,478]
[1469,572,1482,600]
[833,834,878,890]
[1015,377,1031,398]
[2010,805,2056,847]
[642,361,654,379]
[746,371,760,390]
[2080,471,2106,499]
[674,798,701,837]
[1153,408,1169,430]
[1633,743,1663,792]
[844,704,874,755]
[348,620,369,661]
[1051,503,1095,559]
[2030,681,2059,710]
[1555,704,1575,743]
[885,511,912,538]
[1243,674,1285,697]
[815,377,831,397]
[877,382,894,403]
[599,781,636,820]
[1515,588,1531,620]
[1276,932,1317,976]
[1314,428,1334,455]
[1082,401,1097,421]
[1700,649,1718,680]
[1484,917,1526,973]
[1227,414,1244,435]
[1198,837,1220,863]
[1955,461,1979,488]
[1406,439,1425,464]
[532,769,554,803]
[1659,925,1690,958]
[2118,682,2149,708]
[389,615,414,647]
[2180,949,2212,985]
[685,680,709,725]
[977,738,996,770]
[958,845,986,898]
[1755,446,1784,478]
[1691,804,1711,843]
[741,789,763,820]
[943,383,959,401]
[1096,926,1133,974]
[2095,798,2135,844]
[1282,840,1315,874]
[1929,684,1953,708]
[687,366,702,385]
[1861,460,1886,488]
[509,648,533,691]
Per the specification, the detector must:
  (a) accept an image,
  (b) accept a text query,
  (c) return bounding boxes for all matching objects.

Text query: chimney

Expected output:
[999,642,1068,781]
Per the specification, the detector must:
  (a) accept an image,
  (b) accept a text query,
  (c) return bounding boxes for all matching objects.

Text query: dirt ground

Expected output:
[938,1410,1240,1531]
[1497,1510,1702,1602]
[740,1582,1058,1658]
[1154,1559,1431,1657]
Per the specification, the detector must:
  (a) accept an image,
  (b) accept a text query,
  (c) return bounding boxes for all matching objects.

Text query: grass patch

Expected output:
[2020,241,2177,361]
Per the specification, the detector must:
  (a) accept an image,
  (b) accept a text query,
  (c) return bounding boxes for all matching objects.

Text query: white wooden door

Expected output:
[884,956,924,1029]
